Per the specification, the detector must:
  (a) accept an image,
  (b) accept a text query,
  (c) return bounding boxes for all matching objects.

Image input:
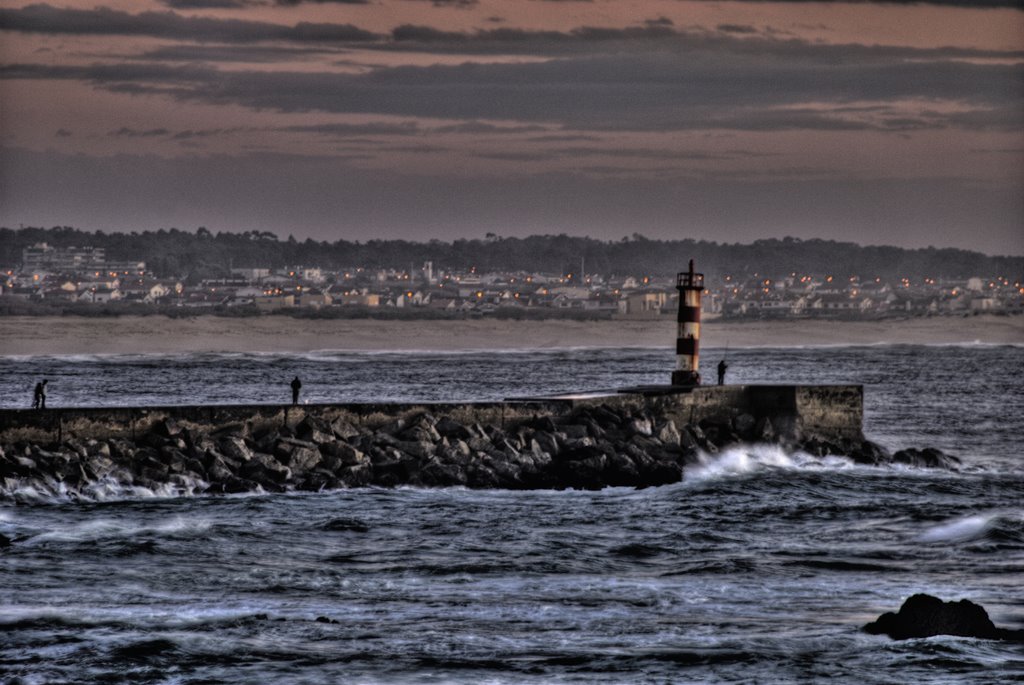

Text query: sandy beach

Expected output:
[0,314,1020,356]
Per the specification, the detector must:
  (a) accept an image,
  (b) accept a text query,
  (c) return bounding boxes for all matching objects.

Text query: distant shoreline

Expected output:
[0,314,1020,356]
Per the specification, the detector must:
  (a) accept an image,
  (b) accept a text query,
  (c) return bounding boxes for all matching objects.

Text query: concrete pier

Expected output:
[0,384,863,446]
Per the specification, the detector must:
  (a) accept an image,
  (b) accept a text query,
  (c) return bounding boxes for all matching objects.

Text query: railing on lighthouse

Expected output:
[671,259,704,386]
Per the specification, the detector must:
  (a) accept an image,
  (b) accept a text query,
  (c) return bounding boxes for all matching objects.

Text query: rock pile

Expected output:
[0,404,956,497]
[865,594,1024,642]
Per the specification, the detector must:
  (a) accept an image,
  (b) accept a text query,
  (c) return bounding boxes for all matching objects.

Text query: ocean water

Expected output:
[1,344,1023,684]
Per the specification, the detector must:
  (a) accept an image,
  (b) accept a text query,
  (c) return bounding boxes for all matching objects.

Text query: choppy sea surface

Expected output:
[1,344,1022,684]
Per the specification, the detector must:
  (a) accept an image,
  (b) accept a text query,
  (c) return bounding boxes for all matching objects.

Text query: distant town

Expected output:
[3,234,1021,320]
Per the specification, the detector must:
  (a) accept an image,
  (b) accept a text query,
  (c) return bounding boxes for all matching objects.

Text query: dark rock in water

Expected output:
[800,437,838,457]
[338,463,372,487]
[848,439,889,466]
[891,447,960,470]
[241,452,291,484]
[212,476,259,494]
[295,469,338,492]
[465,462,501,488]
[0,398,971,496]
[417,458,468,487]
[864,594,1024,642]
[553,454,608,490]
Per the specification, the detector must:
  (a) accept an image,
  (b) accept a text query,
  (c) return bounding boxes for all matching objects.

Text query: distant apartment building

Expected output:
[230,268,271,282]
[21,243,145,276]
[22,243,105,272]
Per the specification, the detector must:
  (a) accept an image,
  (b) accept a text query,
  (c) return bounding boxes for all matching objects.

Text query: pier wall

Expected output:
[0,385,863,446]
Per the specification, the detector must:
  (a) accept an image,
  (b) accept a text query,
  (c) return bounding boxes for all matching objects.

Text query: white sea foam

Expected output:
[2,474,209,504]
[683,444,846,481]
[32,516,213,543]
[916,513,998,543]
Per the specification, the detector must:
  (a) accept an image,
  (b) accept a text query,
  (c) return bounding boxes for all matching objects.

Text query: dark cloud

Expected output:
[401,0,480,8]
[378,22,1023,58]
[275,1,371,6]
[172,128,243,139]
[527,134,602,142]
[0,6,691,52]
[159,0,256,9]
[556,147,726,160]
[692,1,1023,9]
[6,33,1018,133]
[88,120,547,142]
[432,121,547,134]
[278,122,422,136]
[0,4,380,43]
[109,127,172,137]
[473,151,553,162]
[717,24,759,34]
[385,143,450,153]
[473,146,757,164]
[54,128,72,138]
[4,6,1021,60]
[134,44,345,63]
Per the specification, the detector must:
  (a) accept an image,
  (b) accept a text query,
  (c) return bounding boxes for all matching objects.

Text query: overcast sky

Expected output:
[1,0,1021,254]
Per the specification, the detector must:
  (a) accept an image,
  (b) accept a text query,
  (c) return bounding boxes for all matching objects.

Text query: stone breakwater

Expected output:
[0,387,959,498]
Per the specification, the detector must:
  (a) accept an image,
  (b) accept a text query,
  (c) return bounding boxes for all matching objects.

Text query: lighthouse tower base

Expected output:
[671,370,701,387]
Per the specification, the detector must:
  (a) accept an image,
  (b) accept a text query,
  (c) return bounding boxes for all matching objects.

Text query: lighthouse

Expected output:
[671,259,704,386]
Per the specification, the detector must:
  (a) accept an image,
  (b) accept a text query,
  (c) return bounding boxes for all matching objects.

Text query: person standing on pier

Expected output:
[32,379,48,409]
[290,376,302,405]
[717,360,728,386]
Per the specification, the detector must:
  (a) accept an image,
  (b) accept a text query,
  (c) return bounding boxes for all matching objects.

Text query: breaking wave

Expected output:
[683,445,856,482]
[916,511,1024,545]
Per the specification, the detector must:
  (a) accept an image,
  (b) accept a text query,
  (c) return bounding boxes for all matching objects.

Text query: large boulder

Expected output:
[864,594,1024,641]
[320,442,368,469]
[288,446,322,473]
[219,436,254,463]
[241,452,292,485]
[330,419,361,441]
[415,458,467,487]
[891,448,960,470]
[296,416,335,445]
[656,421,681,446]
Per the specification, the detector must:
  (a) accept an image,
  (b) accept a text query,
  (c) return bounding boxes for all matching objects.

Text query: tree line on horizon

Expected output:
[2,226,1020,284]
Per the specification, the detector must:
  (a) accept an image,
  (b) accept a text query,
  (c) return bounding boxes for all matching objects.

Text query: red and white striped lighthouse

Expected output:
[671,259,704,386]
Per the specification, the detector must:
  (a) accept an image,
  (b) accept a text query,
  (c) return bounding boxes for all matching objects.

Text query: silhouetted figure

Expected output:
[290,376,302,405]
[717,360,728,386]
[32,379,48,409]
